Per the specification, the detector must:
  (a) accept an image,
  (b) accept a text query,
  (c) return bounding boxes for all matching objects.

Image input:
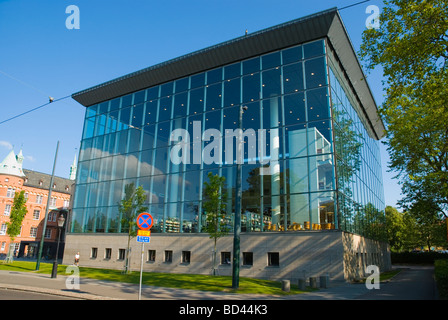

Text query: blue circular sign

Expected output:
[137,212,153,230]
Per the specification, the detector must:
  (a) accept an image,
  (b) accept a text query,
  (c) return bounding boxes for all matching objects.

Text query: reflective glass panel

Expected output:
[282,45,302,64]
[304,40,325,59]
[262,68,281,98]
[305,57,327,89]
[283,63,304,94]
[243,57,260,75]
[262,51,281,70]
[190,73,205,89]
[205,83,222,111]
[134,90,146,105]
[283,92,306,126]
[207,68,222,84]
[224,78,241,107]
[242,73,260,103]
[189,88,204,115]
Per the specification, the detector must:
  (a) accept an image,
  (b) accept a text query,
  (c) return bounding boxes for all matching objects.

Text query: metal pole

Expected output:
[138,241,144,300]
[51,226,62,278]
[36,141,59,271]
[232,106,244,289]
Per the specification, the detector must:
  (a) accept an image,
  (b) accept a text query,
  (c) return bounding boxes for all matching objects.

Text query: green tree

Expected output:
[5,190,28,262]
[385,206,418,251]
[407,196,448,250]
[202,172,229,275]
[118,183,148,273]
[359,0,448,220]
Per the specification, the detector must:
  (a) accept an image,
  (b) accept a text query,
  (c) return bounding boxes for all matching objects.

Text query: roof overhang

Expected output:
[72,7,385,140]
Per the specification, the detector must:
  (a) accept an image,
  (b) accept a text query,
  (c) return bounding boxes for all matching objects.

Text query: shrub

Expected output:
[435,260,448,299]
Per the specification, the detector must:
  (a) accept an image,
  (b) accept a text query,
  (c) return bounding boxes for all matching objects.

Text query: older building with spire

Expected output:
[0,148,73,260]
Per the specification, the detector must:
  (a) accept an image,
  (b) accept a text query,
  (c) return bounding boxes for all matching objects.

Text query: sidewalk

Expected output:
[0,265,438,300]
[0,269,372,300]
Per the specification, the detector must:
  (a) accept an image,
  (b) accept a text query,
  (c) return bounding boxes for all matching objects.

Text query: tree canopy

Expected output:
[6,190,28,242]
[359,0,448,219]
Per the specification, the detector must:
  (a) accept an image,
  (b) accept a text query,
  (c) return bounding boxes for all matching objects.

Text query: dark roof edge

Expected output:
[328,10,385,140]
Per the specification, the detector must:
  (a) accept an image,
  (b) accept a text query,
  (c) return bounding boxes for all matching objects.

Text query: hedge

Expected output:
[391,252,448,264]
[435,260,448,299]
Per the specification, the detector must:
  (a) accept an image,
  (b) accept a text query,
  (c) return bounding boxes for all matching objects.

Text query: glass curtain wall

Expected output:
[328,57,386,241]
[71,39,339,234]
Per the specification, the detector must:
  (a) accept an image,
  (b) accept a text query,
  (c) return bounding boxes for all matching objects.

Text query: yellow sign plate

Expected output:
[137,230,151,237]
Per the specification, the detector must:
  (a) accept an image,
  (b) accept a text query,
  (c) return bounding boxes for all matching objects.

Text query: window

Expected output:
[118,249,126,260]
[164,250,173,263]
[268,252,279,266]
[63,200,70,208]
[221,252,231,265]
[33,210,40,220]
[6,188,15,198]
[148,250,156,262]
[181,251,191,264]
[305,57,327,90]
[105,248,112,259]
[304,40,325,59]
[4,204,11,216]
[45,229,52,239]
[91,247,98,259]
[30,227,38,238]
[1,242,5,251]
[50,197,57,207]
[243,252,253,266]
[48,211,58,222]
[36,195,43,204]
[0,223,7,235]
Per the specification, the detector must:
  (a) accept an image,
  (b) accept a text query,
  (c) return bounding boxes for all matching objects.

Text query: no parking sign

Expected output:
[136,212,153,230]
[136,212,153,300]
[136,212,153,242]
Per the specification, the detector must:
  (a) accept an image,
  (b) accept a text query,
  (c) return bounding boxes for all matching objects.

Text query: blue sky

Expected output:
[0,0,402,207]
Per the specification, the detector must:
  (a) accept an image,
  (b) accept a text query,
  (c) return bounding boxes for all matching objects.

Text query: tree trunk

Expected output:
[125,233,131,273]
[213,238,217,276]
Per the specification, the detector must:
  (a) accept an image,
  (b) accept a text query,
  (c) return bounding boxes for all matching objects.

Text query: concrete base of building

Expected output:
[63,230,391,282]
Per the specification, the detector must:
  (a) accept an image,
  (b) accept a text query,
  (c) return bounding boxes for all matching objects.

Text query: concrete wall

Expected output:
[63,230,390,282]
[342,232,392,281]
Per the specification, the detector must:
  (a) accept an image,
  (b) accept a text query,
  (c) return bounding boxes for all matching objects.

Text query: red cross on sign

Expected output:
[136,213,153,230]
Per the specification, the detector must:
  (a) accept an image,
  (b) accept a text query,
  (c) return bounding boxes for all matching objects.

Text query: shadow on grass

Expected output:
[0,261,311,295]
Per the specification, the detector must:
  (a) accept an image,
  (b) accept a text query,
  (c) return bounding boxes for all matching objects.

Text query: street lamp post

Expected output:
[51,213,66,279]
[232,105,247,289]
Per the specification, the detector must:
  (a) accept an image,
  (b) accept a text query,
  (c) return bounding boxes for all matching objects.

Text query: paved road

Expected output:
[0,288,80,300]
[356,265,438,300]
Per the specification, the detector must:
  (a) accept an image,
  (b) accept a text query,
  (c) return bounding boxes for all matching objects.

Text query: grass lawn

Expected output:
[0,261,310,295]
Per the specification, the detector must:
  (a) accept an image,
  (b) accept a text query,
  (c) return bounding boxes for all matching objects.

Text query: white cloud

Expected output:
[0,141,13,150]
[25,155,35,162]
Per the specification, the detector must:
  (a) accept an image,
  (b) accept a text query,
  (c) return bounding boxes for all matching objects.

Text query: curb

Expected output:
[0,283,118,300]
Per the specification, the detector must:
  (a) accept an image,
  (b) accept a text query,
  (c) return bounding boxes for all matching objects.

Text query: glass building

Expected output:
[71,8,386,242]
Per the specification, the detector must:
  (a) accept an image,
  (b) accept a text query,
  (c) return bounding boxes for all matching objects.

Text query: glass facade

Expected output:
[71,38,385,240]
[328,57,386,241]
